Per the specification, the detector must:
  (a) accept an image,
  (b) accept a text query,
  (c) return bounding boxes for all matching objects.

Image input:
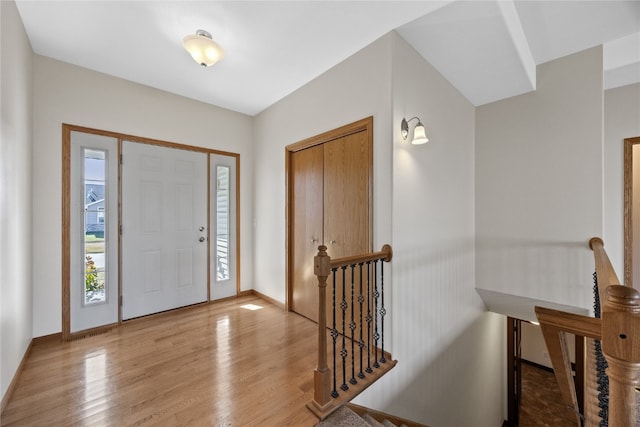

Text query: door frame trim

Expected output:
[624,136,640,288]
[62,124,241,341]
[284,116,373,312]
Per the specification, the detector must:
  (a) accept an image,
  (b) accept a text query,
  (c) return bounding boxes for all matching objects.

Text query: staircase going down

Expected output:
[316,406,409,427]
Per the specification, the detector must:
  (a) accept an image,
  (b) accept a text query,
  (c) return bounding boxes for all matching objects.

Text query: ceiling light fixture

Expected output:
[183,29,224,68]
[400,116,429,145]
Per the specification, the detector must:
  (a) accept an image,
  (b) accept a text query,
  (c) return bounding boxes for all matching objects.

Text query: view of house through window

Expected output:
[84,148,107,305]
[216,165,230,281]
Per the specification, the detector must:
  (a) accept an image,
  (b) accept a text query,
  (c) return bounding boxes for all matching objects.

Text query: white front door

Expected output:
[121,142,208,320]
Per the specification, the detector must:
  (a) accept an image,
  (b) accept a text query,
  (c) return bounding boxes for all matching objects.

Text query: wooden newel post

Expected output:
[602,285,640,426]
[313,245,332,410]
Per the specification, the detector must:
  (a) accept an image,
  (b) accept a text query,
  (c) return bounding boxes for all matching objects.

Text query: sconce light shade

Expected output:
[401,116,429,145]
[411,123,429,145]
[183,29,224,67]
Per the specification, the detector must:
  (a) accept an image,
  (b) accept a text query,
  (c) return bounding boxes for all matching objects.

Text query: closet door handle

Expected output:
[329,240,337,244]
[311,238,319,244]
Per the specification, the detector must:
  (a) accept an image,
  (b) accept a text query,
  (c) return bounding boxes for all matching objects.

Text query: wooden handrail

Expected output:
[536,237,640,426]
[589,237,623,307]
[308,244,396,420]
[329,244,393,270]
[534,306,601,339]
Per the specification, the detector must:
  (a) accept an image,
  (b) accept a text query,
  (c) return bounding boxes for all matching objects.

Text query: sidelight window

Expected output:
[216,165,230,281]
[83,148,107,305]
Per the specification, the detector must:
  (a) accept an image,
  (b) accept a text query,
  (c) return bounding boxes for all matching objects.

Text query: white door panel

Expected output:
[122,142,208,320]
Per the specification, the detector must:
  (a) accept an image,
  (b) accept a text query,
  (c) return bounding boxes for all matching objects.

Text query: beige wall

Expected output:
[382,33,504,427]
[521,82,640,378]
[476,47,604,311]
[254,31,504,427]
[604,83,640,282]
[31,56,254,337]
[0,0,33,402]
[253,33,394,303]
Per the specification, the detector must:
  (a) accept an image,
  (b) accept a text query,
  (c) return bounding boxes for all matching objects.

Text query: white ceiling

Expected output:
[15,1,640,116]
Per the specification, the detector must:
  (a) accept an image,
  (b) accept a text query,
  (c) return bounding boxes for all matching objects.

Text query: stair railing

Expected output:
[535,237,640,426]
[307,244,397,420]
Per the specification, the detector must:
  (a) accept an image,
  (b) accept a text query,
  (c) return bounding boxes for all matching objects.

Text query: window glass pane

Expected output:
[84,149,107,305]
[216,166,230,281]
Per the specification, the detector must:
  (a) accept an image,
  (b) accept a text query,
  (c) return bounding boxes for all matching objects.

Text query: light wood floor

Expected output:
[1,295,321,426]
[3,295,579,427]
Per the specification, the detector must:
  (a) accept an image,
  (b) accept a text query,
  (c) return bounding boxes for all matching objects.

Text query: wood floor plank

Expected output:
[1,296,320,426]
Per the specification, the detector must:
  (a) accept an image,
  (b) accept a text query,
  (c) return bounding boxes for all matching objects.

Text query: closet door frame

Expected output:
[624,136,640,288]
[284,116,373,312]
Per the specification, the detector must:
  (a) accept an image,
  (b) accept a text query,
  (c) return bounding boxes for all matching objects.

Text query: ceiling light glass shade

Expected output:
[183,30,224,67]
[411,123,429,145]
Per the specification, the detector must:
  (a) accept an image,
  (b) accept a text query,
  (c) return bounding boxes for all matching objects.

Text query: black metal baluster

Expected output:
[379,260,386,364]
[349,264,357,385]
[593,272,609,426]
[357,262,365,379]
[330,268,339,398]
[365,260,373,374]
[373,260,380,369]
[340,266,349,391]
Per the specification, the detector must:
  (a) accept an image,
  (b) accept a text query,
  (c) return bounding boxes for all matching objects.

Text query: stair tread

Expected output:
[316,406,370,427]
[316,406,413,427]
[363,413,385,426]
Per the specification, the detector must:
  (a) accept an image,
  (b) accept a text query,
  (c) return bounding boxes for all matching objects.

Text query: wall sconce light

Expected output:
[401,117,429,145]
[183,29,225,67]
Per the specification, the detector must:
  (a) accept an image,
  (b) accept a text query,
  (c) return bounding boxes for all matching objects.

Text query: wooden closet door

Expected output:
[290,145,324,321]
[323,130,371,327]
[323,130,371,259]
[288,118,372,324]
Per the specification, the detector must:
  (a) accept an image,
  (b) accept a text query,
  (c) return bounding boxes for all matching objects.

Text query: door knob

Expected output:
[199,236,206,242]
[199,226,205,232]
[329,240,337,244]
[311,238,319,243]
